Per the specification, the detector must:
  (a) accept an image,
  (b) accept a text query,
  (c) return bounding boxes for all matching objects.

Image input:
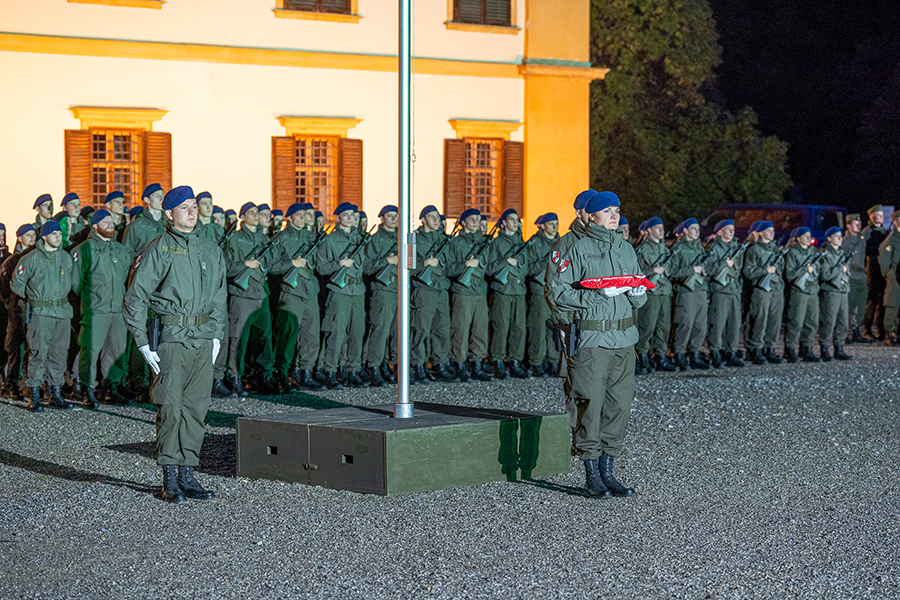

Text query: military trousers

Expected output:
[526,291,558,365]
[673,290,708,354]
[274,292,321,375]
[78,311,128,388]
[25,315,69,388]
[490,293,526,362]
[318,292,365,373]
[635,293,671,355]
[745,288,784,350]
[565,345,635,460]
[450,294,489,363]
[410,287,451,366]
[848,278,867,330]
[707,292,742,352]
[363,289,397,368]
[863,263,886,335]
[883,303,900,338]
[0,302,7,373]
[227,296,274,379]
[152,340,212,467]
[819,291,848,346]
[785,290,819,349]
[5,305,26,386]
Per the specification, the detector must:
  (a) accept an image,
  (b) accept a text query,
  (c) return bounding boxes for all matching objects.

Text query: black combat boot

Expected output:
[850,328,866,344]
[105,382,129,405]
[763,348,782,364]
[229,375,249,398]
[643,353,656,374]
[322,371,343,390]
[8,381,25,401]
[161,465,186,504]
[367,366,386,387]
[655,354,677,372]
[470,361,492,381]
[508,360,530,379]
[820,345,833,362]
[493,360,509,380]
[346,370,368,388]
[540,356,552,376]
[412,364,431,385]
[296,369,326,391]
[178,466,215,500]
[834,345,852,360]
[380,363,396,384]
[598,455,635,497]
[709,350,723,369]
[531,362,548,378]
[782,347,800,363]
[211,378,231,399]
[634,353,647,376]
[275,373,292,393]
[81,386,99,409]
[456,361,472,383]
[432,362,459,382]
[725,351,745,367]
[27,387,44,413]
[675,353,691,371]
[690,352,710,370]
[257,376,282,395]
[583,459,612,499]
[749,349,766,365]
[800,345,821,363]
[48,386,72,410]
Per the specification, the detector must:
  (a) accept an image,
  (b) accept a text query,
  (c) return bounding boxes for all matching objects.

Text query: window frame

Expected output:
[273,0,362,23]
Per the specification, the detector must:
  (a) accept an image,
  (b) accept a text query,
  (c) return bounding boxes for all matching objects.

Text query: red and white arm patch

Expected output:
[558,259,569,273]
[551,250,561,264]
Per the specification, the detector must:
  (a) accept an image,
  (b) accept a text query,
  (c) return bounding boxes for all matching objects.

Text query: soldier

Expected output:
[446,208,493,382]
[525,213,560,377]
[487,208,530,379]
[842,214,867,343]
[303,205,317,232]
[257,203,273,237]
[272,209,284,233]
[60,193,85,248]
[315,211,325,233]
[124,185,226,503]
[361,205,399,386]
[223,202,278,395]
[705,219,746,368]
[104,191,128,241]
[861,205,888,341]
[123,184,166,256]
[742,221,785,365]
[212,206,226,230]
[129,206,144,220]
[270,202,324,392]
[410,205,456,383]
[668,218,710,370]
[70,209,131,407]
[818,226,852,360]
[358,211,368,234]
[878,211,900,346]
[195,191,225,242]
[617,217,630,242]
[33,194,53,232]
[635,216,676,373]
[10,221,75,412]
[0,224,36,401]
[548,190,645,498]
[783,227,821,362]
[225,209,237,228]
[0,224,8,387]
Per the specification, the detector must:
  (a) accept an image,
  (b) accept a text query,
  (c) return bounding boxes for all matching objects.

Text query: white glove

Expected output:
[627,285,647,297]
[139,344,161,375]
[602,286,628,297]
[212,338,221,363]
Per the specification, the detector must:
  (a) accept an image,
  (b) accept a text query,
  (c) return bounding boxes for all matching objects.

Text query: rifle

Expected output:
[711,240,751,287]
[217,221,238,248]
[457,221,501,288]
[681,245,716,291]
[330,225,376,289]
[646,243,678,286]
[759,241,790,292]
[794,251,825,290]
[833,248,856,288]
[494,235,536,286]
[282,226,332,289]
[372,237,399,287]
[415,223,461,286]
[233,237,280,291]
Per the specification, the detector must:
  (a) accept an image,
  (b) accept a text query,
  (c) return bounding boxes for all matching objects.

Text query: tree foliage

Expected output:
[589,0,791,226]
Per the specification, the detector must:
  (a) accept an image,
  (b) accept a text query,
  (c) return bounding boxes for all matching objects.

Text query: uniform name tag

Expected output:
[162,246,187,255]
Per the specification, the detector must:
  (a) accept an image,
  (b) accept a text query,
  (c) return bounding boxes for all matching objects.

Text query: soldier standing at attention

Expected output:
[103,191,128,241]
[487,208,530,379]
[782,227,821,362]
[315,211,325,233]
[0,224,8,387]
[70,209,132,407]
[123,184,166,256]
[33,194,53,232]
[212,206,226,230]
[60,193,86,248]
[861,205,888,341]
[362,205,399,386]
[635,216,676,373]
[878,211,900,346]
[257,204,274,237]
[842,214,867,343]
[195,191,225,243]
[10,221,74,412]
[124,186,226,503]
[742,221,785,365]
[549,191,646,498]
[0,224,35,401]
[224,209,237,228]
[617,217,630,242]
[705,220,745,368]
[668,218,710,370]
[272,209,284,233]
[525,213,560,377]
[818,226,852,360]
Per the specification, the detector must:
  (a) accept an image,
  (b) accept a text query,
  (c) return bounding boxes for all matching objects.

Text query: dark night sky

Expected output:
[709,0,900,215]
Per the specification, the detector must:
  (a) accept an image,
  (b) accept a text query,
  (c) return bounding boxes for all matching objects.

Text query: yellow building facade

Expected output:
[0,0,606,233]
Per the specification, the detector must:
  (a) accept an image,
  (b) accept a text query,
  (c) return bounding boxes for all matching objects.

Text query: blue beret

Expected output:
[52,211,66,222]
[638,220,649,232]
[683,218,699,229]
[646,217,663,229]
[16,224,35,238]
[213,205,224,215]
[104,191,124,204]
[499,208,519,222]
[272,209,283,217]
[714,219,734,233]
[359,211,367,220]
[40,221,61,237]
[163,186,195,211]
[80,206,95,218]
[748,220,762,234]
[0,223,4,231]
[286,203,304,218]
[440,214,446,221]
[195,191,212,201]
[535,212,559,225]
[618,217,628,226]
[33,194,52,209]
[585,191,620,214]
[759,221,774,231]
[239,202,257,218]
[257,203,271,212]
[299,202,314,211]
[315,211,323,218]
[791,226,811,238]
[61,193,79,206]
[379,205,399,217]
[673,221,686,235]
[574,189,598,210]
[334,202,355,216]
[142,183,163,199]
[419,205,438,220]
[225,209,236,216]
[91,208,112,226]
[129,206,144,218]
[825,226,842,238]
[459,208,481,222]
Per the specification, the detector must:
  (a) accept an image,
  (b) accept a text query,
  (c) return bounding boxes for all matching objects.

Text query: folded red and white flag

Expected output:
[579,275,656,290]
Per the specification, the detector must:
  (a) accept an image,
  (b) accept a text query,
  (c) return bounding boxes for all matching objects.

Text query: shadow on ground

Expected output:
[106,433,236,478]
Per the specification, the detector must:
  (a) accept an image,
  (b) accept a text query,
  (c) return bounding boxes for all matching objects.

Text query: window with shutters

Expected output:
[444,138,522,222]
[273,0,361,21]
[91,130,142,207]
[453,0,511,26]
[283,0,351,13]
[466,139,502,219]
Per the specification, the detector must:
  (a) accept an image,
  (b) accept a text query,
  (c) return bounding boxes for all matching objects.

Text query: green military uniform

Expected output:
[70,230,131,392]
[525,230,559,372]
[635,237,672,360]
[878,228,900,340]
[842,230,866,333]
[62,215,86,250]
[0,248,32,396]
[705,237,745,358]
[123,209,166,256]
[315,226,365,375]
[667,238,709,360]
[742,239,785,355]
[818,243,850,349]
[545,218,586,326]
[487,229,528,364]
[446,229,490,369]
[362,224,398,372]
[862,222,888,337]
[10,240,74,390]
[783,242,820,353]
[410,226,452,370]
[123,223,227,467]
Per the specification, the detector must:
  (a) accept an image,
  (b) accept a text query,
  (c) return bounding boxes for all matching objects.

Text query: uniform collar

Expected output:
[585,223,617,244]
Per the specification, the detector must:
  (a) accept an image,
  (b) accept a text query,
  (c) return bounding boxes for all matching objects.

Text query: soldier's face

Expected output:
[848,220,861,234]
[19,231,36,248]
[304,210,316,228]
[242,208,260,227]
[479,220,488,234]
[359,218,367,230]
[423,212,441,232]
[463,215,481,233]
[761,227,775,242]
[798,232,812,247]
[166,199,198,233]
[198,197,213,217]
[108,197,125,216]
[337,210,355,229]
[94,216,115,239]
[718,224,735,242]
[38,202,52,219]
[829,232,843,247]
[43,231,62,249]
[619,224,629,240]
[146,190,165,211]
[589,206,619,230]
[66,199,81,218]
[542,220,559,237]
[502,214,519,233]
[684,223,700,240]
[259,210,272,227]
[351,213,361,228]
[381,212,398,231]
[870,211,884,226]
[648,224,665,240]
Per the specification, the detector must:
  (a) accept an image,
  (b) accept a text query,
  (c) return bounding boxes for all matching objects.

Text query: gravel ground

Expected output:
[1,344,899,599]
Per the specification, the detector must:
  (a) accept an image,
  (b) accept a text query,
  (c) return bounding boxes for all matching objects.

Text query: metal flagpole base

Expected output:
[393,402,414,419]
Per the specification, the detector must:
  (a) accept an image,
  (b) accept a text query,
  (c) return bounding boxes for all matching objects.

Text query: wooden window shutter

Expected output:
[502,140,524,216]
[272,136,297,212]
[338,138,363,206]
[443,139,466,218]
[64,129,93,203]
[143,131,172,192]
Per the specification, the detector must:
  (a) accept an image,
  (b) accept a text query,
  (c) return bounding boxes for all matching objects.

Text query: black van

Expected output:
[700,204,847,245]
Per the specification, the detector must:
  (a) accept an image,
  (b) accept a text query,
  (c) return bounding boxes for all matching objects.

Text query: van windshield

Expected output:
[732,208,803,231]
